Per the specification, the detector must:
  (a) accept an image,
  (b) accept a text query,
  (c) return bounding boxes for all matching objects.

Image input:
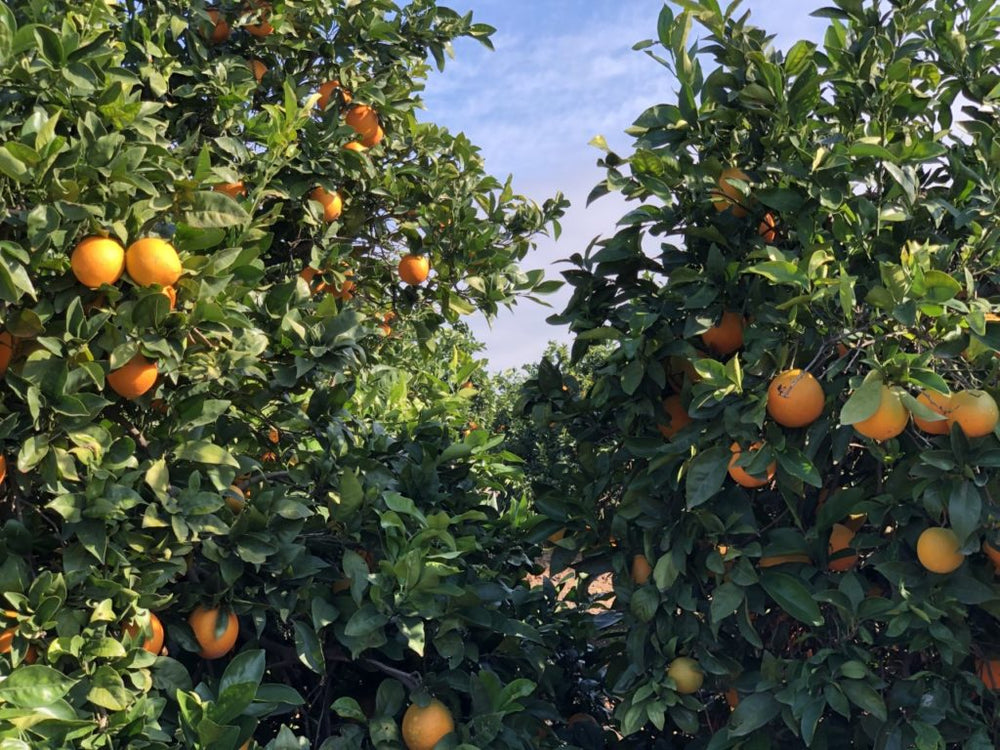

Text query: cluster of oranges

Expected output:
[70,235,184,399]
[655,168,1000,585]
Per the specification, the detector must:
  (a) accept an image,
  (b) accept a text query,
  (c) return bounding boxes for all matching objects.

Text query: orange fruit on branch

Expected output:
[309,187,343,222]
[206,9,231,44]
[224,485,246,513]
[916,527,964,574]
[214,181,247,199]
[983,540,1000,573]
[827,523,858,571]
[947,389,998,438]
[345,104,380,141]
[317,80,351,110]
[913,389,951,435]
[701,312,744,356]
[631,554,653,584]
[667,656,704,694]
[758,211,778,242]
[125,612,165,655]
[711,167,751,217]
[249,59,267,82]
[397,254,430,285]
[657,394,692,438]
[107,355,158,400]
[161,286,177,310]
[72,236,126,288]
[978,659,1000,690]
[361,124,384,148]
[853,385,908,441]
[126,237,182,287]
[189,606,239,659]
[344,141,368,152]
[0,331,15,376]
[401,698,455,750]
[767,369,824,428]
[727,441,775,488]
[243,2,273,36]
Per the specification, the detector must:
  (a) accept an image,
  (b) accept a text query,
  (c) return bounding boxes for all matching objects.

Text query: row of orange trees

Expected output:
[0,1,592,749]
[524,0,1000,746]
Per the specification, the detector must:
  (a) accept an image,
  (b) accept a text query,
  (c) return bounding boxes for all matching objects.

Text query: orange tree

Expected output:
[537,0,1000,746]
[0,1,584,748]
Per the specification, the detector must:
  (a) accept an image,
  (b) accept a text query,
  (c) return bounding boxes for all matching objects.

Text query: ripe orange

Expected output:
[345,105,380,141]
[758,212,777,242]
[244,2,273,36]
[0,331,14,376]
[126,237,182,287]
[913,389,951,435]
[701,312,744,356]
[916,527,964,574]
[631,554,653,585]
[947,390,999,438]
[767,369,824,428]
[398,254,430,285]
[711,167,750,217]
[299,266,328,294]
[189,606,239,659]
[827,523,857,571]
[332,270,355,301]
[207,9,231,44]
[125,612,165,655]
[249,59,267,82]
[225,485,246,513]
[379,311,396,335]
[978,659,1000,690]
[361,125,384,148]
[727,442,776,488]
[71,236,126,288]
[401,699,455,750]
[268,426,280,444]
[853,385,908,441]
[317,80,351,110]
[0,455,6,486]
[546,528,566,544]
[344,141,368,152]
[214,181,247,199]
[310,187,343,222]
[724,687,740,709]
[759,553,811,568]
[657,394,692,438]
[107,355,158,400]
[983,540,1000,572]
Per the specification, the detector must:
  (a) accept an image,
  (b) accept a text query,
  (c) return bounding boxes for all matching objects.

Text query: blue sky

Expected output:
[420,1,829,371]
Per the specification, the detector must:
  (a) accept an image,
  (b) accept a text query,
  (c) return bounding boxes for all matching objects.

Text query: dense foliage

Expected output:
[0,1,591,748]
[541,0,1000,747]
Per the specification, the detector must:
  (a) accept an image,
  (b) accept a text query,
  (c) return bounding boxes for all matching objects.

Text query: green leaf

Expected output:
[839,678,887,721]
[784,40,816,76]
[173,441,240,468]
[760,571,824,626]
[840,378,884,425]
[728,692,782,736]
[630,586,660,622]
[685,446,729,509]
[343,604,388,638]
[181,191,250,228]
[948,482,982,544]
[331,696,367,723]
[709,582,744,624]
[0,665,76,707]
